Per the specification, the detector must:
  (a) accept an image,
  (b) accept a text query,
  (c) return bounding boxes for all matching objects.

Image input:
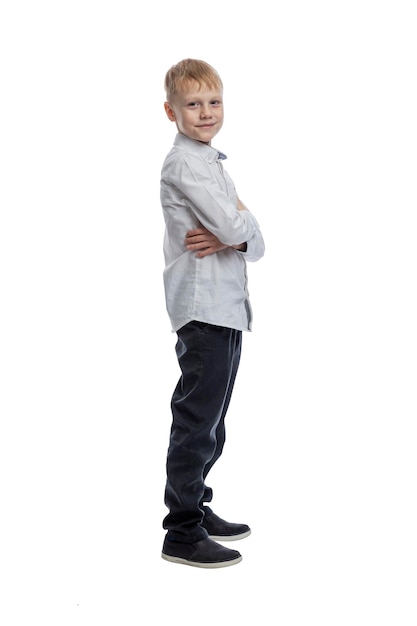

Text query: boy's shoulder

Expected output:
[162,135,222,185]
[165,134,222,165]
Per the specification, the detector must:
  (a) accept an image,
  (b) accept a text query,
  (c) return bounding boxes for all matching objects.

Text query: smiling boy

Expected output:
[164,81,223,144]
[160,59,265,568]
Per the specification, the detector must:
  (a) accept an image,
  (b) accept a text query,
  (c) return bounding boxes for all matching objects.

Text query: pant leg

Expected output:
[163,321,242,542]
[201,327,242,505]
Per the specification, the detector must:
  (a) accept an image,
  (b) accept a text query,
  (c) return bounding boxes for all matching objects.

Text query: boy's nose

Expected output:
[200,105,212,118]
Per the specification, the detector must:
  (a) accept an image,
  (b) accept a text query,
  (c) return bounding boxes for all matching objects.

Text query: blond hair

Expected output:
[164,58,223,102]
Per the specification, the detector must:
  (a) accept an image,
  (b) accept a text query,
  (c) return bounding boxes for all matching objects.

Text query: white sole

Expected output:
[161,553,242,568]
[208,529,251,541]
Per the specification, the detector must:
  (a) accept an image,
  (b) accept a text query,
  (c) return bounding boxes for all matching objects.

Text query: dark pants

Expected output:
[163,321,242,542]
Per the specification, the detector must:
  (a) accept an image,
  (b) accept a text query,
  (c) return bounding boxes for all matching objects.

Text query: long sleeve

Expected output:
[162,151,259,247]
[242,226,265,262]
[160,134,264,332]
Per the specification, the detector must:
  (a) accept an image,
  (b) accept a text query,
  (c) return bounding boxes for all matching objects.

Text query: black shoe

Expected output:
[202,507,251,541]
[161,536,242,568]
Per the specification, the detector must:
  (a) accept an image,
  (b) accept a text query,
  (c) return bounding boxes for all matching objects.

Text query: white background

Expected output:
[1,1,416,624]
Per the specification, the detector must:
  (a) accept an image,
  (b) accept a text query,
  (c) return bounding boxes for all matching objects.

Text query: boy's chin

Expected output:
[195,131,219,143]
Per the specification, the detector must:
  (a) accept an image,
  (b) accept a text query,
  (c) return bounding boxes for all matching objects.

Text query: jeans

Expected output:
[163,321,242,542]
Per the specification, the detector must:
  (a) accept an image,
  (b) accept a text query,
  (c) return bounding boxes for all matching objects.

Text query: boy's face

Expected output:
[164,81,224,144]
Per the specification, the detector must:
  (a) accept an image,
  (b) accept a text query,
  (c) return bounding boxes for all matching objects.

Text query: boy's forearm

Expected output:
[234,198,249,249]
[236,197,264,258]
[186,227,247,256]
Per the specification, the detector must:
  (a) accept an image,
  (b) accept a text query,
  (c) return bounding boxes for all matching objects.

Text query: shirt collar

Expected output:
[173,133,227,163]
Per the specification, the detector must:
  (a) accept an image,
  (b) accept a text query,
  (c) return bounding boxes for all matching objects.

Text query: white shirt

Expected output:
[160,133,265,332]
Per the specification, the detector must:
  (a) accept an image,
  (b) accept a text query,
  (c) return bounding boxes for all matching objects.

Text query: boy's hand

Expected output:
[237,197,249,211]
[185,227,228,258]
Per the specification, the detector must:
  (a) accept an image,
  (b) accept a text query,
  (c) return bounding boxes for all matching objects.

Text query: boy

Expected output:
[160,59,265,568]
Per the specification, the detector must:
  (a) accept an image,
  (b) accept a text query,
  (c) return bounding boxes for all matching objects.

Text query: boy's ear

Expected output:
[164,102,176,122]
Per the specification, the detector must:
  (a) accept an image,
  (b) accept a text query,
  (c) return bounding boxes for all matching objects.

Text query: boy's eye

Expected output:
[187,102,199,107]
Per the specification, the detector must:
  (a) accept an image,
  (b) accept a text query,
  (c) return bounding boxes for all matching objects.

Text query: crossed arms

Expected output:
[185,197,249,258]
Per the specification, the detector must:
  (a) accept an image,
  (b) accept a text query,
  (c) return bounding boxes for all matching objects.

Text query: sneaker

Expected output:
[202,506,251,541]
[161,536,242,568]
